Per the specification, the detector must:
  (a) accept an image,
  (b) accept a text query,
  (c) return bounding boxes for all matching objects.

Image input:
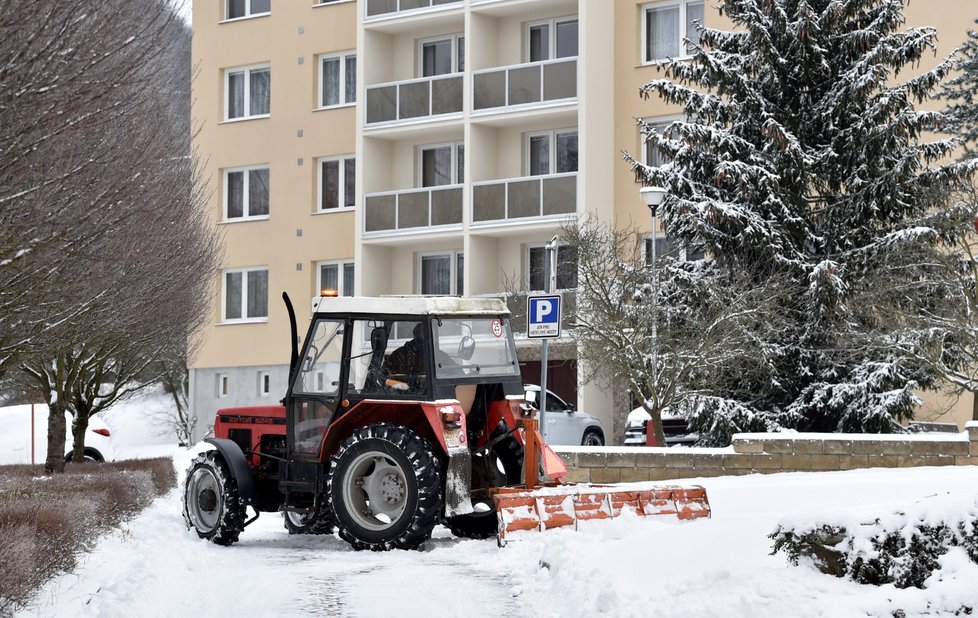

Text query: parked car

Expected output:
[523,384,605,446]
[0,404,115,464]
[623,406,697,446]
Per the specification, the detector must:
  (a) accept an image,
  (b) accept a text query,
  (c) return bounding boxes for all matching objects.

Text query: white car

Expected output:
[524,385,605,446]
[623,406,697,446]
[0,404,115,464]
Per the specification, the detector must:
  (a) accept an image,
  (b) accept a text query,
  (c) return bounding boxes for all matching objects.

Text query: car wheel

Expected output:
[64,449,104,463]
[581,429,605,447]
[328,423,442,551]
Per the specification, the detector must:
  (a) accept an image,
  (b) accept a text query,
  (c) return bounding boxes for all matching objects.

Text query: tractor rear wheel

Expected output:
[284,505,335,535]
[446,424,523,540]
[328,423,442,551]
[183,451,246,546]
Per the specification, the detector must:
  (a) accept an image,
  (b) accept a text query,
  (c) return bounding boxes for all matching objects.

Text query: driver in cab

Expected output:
[384,322,426,392]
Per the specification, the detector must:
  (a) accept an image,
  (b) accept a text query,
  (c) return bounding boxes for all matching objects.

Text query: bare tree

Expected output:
[2,1,221,472]
[565,216,785,444]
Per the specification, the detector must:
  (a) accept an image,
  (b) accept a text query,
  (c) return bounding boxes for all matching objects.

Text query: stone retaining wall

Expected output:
[554,421,978,483]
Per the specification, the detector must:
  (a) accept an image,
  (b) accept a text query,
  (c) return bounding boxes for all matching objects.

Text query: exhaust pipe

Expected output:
[282,292,299,386]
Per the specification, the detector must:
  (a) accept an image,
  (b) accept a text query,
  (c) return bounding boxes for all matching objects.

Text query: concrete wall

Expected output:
[556,423,978,483]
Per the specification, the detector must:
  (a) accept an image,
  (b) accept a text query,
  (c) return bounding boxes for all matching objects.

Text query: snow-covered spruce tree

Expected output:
[941,18,978,155]
[630,0,975,440]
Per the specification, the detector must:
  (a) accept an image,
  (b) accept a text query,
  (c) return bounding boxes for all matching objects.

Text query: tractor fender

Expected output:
[204,438,257,506]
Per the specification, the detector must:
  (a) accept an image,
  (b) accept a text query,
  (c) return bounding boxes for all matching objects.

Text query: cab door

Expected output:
[287,319,347,461]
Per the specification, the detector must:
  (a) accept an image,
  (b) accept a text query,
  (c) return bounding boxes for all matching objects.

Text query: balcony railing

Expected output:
[366,74,463,126]
[471,173,576,225]
[364,185,463,235]
[473,58,576,112]
[365,0,462,19]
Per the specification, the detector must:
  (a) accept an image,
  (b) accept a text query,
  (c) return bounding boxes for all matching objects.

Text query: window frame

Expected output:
[317,259,355,297]
[640,115,683,170]
[316,155,356,212]
[224,63,271,122]
[641,0,704,64]
[643,233,705,263]
[221,266,270,324]
[417,250,464,296]
[222,164,270,222]
[224,0,271,21]
[318,51,357,109]
[258,371,272,397]
[524,16,579,62]
[524,128,578,176]
[526,243,578,291]
[416,33,465,77]
[417,141,464,187]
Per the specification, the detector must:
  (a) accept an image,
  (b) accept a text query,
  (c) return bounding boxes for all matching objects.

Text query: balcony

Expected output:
[365,0,462,20]
[364,185,463,236]
[473,58,576,113]
[366,74,463,126]
[471,173,576,226]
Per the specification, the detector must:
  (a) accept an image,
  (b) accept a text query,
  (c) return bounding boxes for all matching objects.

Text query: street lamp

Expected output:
[639,186,667,446]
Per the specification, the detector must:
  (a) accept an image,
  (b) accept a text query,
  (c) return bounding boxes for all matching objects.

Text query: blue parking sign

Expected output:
[527,294,561,339]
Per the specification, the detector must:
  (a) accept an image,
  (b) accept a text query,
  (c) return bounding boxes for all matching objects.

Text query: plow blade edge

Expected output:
[491,484,710,541]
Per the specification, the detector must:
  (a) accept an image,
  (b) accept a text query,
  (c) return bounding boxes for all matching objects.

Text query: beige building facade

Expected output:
[190,0,977,441]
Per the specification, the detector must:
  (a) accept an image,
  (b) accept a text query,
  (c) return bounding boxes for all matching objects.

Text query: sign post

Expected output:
[527,236,562,437]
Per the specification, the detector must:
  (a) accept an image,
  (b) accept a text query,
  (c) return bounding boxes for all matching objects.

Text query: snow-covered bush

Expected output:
[770,494,978,589]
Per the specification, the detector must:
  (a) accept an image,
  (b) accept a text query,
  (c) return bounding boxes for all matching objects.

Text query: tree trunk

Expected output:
[649,408,667,447]
[44,400,68,473]
[71,412,89,463]
[972,391,978,422]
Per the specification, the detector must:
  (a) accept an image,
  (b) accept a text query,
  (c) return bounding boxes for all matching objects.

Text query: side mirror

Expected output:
[567,403,576,413]
[458,335,476,360]
[524,389,538,405]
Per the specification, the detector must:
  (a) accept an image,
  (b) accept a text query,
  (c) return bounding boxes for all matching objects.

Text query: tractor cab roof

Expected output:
[311,295,509,318]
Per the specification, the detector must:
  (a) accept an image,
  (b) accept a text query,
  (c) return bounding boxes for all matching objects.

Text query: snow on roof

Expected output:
[311,295,510,317]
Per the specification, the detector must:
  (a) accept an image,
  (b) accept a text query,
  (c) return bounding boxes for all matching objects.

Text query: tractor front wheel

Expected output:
[183,451,246,546]
[328,423,442,551]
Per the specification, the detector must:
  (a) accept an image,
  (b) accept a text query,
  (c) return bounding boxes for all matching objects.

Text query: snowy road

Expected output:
[18,452,978,618]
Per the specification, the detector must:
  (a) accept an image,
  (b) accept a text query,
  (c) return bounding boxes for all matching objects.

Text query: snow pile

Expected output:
[772,493,978,589]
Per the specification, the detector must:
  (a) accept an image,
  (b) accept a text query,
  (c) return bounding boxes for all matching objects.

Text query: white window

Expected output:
[526,129,578,176]
[419,35,464,77]
[258,371,271,397]
[641,117,681,169]
[643,0,704,62]
[317,156,355,211]
[225,0,270,20]
[319,52,356,108]
[419,143,464,187]
[223,165,270,220]
[216,373,230,398]
[526,17,578,62]
[644,235,704,263]
[527,244,577,291]
[318,260,355,297]
[419,251,463,295]
[225,64,270,121]
[222,267,269,322]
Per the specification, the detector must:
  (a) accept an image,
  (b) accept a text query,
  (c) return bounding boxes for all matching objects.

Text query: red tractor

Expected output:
[183,293,563,550]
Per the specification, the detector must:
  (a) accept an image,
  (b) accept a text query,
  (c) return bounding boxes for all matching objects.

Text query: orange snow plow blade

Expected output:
[490,484,710,541]
[488,414,710,543]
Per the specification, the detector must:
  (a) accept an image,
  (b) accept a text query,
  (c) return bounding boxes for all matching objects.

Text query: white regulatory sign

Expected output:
[527,294,561,339]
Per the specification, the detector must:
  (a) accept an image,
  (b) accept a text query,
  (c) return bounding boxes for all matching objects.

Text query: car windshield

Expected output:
[432,317,520,379]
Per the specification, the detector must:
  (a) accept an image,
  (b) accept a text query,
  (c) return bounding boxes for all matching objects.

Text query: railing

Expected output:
[472,58,576,112]
[365,0,462,20]
[366,74,463,125]
[471,173,577,225]
[364,185,463,235]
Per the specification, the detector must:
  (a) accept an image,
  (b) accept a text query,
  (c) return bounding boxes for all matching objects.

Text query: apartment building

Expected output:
[189,0,976,440]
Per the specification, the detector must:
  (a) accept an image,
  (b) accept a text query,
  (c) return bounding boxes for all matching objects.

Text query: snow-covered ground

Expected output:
[16,454,978,617]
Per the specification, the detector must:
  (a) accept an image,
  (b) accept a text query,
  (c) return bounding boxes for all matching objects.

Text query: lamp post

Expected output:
[640,186,667,446]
